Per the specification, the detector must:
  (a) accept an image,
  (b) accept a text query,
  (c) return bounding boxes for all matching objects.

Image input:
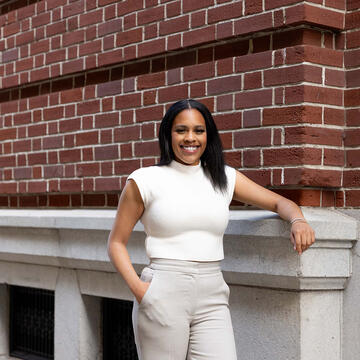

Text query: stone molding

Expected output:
[0,208,357,293]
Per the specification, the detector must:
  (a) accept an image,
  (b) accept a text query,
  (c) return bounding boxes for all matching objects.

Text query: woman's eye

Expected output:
[175,129,185,133]
[196,129,205,133]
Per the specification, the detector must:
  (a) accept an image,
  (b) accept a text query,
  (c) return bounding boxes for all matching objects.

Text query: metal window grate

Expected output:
[103,298,138,360]
[9,285,54,360]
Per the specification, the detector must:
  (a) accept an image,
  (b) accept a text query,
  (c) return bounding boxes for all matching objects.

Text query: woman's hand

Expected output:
[290,221,315,255]
[135,281,151,304]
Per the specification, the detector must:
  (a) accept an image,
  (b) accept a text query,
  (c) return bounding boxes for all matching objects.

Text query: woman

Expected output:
[107,99,315,360]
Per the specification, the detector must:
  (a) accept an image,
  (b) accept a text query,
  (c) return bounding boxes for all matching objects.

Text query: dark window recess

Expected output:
[103,298,138,360]
[10,285,54,360]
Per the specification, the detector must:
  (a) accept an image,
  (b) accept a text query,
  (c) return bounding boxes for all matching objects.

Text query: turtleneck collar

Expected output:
[169,159,202,174]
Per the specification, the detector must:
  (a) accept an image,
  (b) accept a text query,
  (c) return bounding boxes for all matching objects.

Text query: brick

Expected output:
[136,105,164,122]
[183,26,216,47]
[79,40,102,56]
[63,0,84,18]
[346,69,360,88]
[115,93,141,109]
[97,80,122,97]
[59,149,81,163]
[286,46,343,67]
[28,124,47,137]
[285,126,343,146]
[94,145,119,160]
[134,140,160,156]
[285,3,344,30]
[285,85,343,106]
[32,11,51,28]
[77,100,100,115]
[244,72,261,89]
[138,6,164,25]
[76,162,100,177]
[263,147,322,165]
[235,89,272,109]
[167,68,181,85]
[116,28,142,47]
[234,129,271,147]
[324,149,344,166]
[30,39,50,55]
[216,21,233,40]
[241,170,271,187]
[76,131,99,146]
[138,38,166,57]
[183,0,213,12]
[264,65,322,86]
[159,15,189,35]
[345,10,360,29]
[95,178,120,191]
[60,88,83,104]
[242,110,260,128]
[43,106,64,121]
[344,89,360,107]
[284,168,342,187]
[243,150,261,167]
[158,84,188,102]
[114,159,141,175]
[0,128,17,141]
[245,0,262,15]
[344,171,360,187]
[98,49,124,67]
[98,18,122,37]
[327,68,347,89]
[347,30,360,49]
[63,30,85,46]
[208,2,242,23]
[43,135,63,149]
[346,109,360,126]
[207,75,242,95]
[114,125,140,142]
[216,94,233,112]
[347,150,360,167]
[234,13,272,36]
[346,191,360,207]
[324,108,345,126]
[138,72,165,90]
[235,51,272,72]
[80,9,103,27]
[95,112,120,128]
[63,59,84,75]
[344,128,360,147]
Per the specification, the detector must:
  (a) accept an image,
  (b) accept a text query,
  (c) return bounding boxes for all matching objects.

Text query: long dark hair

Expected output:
[158,99,227,192]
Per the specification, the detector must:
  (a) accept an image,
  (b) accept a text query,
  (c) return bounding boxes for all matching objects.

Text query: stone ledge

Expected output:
[0,208,358,291]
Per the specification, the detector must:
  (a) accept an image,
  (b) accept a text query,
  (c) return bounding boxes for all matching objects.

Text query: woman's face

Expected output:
[171,108,207,166]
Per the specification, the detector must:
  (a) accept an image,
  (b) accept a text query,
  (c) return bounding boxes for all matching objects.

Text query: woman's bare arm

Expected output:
[107,179,150,303]
[233,170,315,254]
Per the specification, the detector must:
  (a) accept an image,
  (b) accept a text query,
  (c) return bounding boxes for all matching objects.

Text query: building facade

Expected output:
[0,0,360,359]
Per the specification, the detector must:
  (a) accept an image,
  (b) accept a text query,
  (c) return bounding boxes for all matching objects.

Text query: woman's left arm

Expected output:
[232,170,315,255]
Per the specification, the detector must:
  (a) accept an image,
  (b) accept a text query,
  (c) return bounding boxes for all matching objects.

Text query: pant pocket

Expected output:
[139,267,157,307]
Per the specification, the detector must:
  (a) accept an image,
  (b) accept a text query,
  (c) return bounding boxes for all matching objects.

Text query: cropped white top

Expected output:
[127,160,236,261]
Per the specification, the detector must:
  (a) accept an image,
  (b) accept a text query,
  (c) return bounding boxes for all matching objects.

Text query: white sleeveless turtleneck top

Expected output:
[127,160,236,261]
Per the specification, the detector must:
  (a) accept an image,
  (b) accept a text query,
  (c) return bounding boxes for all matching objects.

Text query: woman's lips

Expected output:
[180,145,200,154]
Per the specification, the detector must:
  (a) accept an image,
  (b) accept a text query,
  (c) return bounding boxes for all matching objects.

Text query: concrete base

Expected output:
[0,208,358,360]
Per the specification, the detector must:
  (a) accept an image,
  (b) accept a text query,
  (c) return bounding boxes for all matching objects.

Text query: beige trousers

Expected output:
[132,258,238,360]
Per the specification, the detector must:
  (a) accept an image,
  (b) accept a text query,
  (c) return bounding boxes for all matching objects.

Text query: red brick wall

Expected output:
[0,0,358,208]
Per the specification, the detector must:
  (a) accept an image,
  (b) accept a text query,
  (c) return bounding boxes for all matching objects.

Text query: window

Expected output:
[102,298,138,360]
[9,285,54,360]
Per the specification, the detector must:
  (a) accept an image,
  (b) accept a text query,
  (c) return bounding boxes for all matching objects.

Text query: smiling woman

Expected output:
[171,108,207,166]
[107,99,315,360]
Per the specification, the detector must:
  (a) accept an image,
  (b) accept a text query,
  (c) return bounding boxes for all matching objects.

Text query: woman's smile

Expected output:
[171,109,207,166]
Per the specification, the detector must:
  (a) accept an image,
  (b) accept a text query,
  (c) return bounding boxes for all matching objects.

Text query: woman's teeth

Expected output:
[182,146,197,152]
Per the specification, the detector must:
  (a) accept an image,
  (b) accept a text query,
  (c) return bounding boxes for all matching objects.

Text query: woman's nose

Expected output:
[184,131,195,141]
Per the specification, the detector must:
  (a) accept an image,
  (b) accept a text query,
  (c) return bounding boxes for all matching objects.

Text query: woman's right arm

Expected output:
[107,179,150,304]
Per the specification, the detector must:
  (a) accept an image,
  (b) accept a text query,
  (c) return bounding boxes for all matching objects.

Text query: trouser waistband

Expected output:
[148,258,222,274]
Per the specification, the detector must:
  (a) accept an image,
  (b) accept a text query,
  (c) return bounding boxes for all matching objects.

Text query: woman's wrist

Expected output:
[290,217,307,225]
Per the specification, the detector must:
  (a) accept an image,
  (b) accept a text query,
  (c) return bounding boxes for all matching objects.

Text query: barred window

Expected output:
[9,285,54,360]
[102,298,138,360]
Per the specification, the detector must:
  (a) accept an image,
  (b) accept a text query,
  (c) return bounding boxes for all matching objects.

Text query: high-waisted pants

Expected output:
[132,258,238,360]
